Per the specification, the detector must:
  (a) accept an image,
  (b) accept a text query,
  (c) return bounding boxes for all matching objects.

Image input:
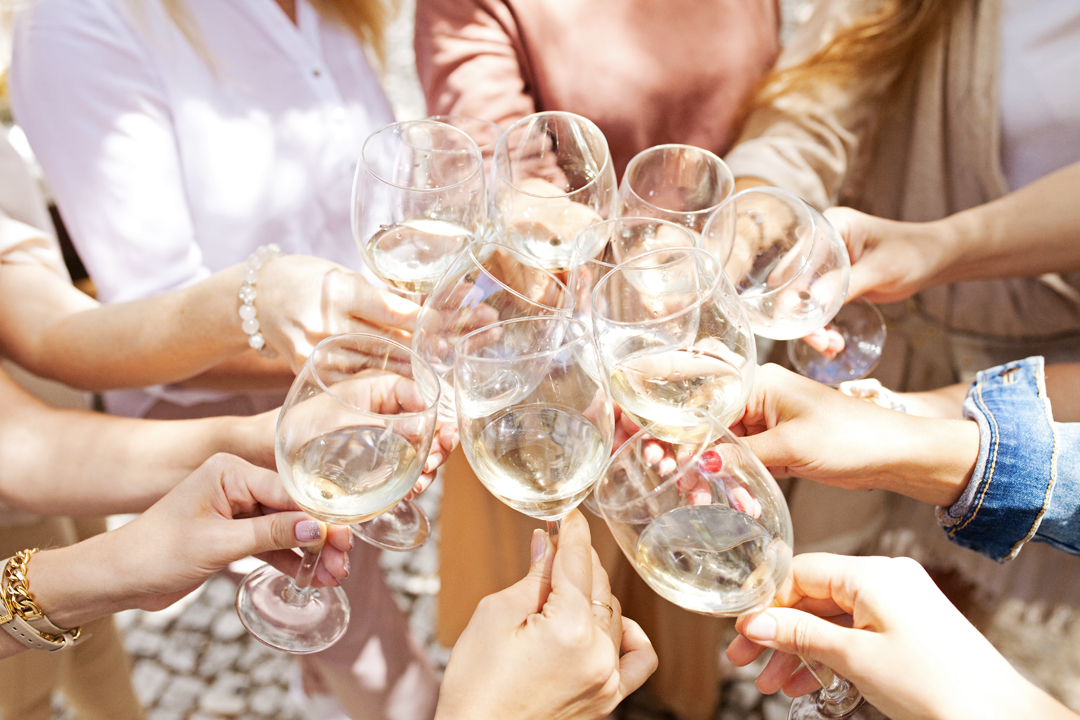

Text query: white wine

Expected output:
[282,426,420,525]
[634,504,782,616]
[609,347,745,443]
[503,200,604,271]
[468,405,607,520]
[365,219,472,294]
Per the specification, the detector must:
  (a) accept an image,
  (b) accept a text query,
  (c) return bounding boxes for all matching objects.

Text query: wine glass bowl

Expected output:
[619,144,734,233]
[353,120,486,297]
[706,187,849,341]
[236,333,441,652]
[590,246,756,443]
[490,111,618,271]
[454,316,613,534]
[596,419,793,616]
[412,240,575,420]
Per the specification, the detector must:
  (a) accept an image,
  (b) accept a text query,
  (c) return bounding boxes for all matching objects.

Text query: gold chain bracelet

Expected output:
[1,548,82,648]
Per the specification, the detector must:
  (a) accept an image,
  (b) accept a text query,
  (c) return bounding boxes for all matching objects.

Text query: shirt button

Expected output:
[312,69,321,77]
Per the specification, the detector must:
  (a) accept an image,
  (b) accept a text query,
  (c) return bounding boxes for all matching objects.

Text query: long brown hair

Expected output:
[753,0,959,108]
[153,0,396,66]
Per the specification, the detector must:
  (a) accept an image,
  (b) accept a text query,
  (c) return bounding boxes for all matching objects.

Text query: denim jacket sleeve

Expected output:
[938,356,1080,561]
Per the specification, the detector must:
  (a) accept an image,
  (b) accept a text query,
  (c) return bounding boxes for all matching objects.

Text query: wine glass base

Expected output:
[788,298,886,385]
[236,564,350,654]
[352,500,431,551]
[789,692,890,719]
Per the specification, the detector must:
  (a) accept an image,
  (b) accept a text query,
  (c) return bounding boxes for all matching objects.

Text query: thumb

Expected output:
[496,529,557,615]
[740,429,795,476]
[232,512,327,561]
[358,281,421,332]
[740,608,856,675]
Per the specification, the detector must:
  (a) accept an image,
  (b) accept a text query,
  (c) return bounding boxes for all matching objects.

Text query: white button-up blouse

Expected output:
[10,0,395,414]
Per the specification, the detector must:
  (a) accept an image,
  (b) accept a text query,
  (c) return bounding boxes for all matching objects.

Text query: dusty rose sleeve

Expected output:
[414,0,537,130]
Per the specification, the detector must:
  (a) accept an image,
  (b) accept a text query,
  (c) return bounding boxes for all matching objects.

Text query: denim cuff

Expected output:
[937,356,1057,561]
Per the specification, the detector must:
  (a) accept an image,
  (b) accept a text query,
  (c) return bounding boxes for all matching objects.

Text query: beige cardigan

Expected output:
[726,0,1080,388]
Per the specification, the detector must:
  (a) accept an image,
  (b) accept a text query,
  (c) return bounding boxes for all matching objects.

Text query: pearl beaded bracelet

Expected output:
[239,244,282,357]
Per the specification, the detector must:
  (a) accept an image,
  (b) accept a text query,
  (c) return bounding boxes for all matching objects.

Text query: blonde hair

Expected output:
[754,0,959,108]
[153,0,396,66]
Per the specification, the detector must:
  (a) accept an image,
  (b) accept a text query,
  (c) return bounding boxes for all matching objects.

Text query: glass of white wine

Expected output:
[235,333,440,653]
[597,421,884,720]
[703,187,885,384]
[618,144,734,235]
[454,316,613,536]
[567,217,697,326]
[590,246,756,444]
[490,111,617,271]
[353,119,486,301]
[412,240,575,422]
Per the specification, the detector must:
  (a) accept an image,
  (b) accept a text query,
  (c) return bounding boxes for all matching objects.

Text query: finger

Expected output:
[754,646,804,695]
[326,524,354,553]
[726,632,768,667]
[738,608,858,679]
[549,510,594,603]
[782,664,826,698]
[493,528,556,616]
[800,328,833,355]
[356,281,421,332]
[617,617,658,700]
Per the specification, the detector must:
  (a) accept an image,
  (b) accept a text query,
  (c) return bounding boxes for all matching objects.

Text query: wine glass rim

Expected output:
[454,315,590,364]
[595,417,723,514]
[465,240,577,314]
[571,216,697,272]
[589,246,729,327]
[494,111,613,199]
[621,144,734,221]
[306,332,442,419]
[710,186,822,298]
[361,119,484,193]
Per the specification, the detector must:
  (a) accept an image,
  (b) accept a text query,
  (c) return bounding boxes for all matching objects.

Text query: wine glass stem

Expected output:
[800,655,863,711]
[546,519,561,538]
[281,546,323,608]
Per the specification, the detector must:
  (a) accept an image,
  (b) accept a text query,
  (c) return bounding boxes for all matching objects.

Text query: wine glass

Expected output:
[411,239,575,421]
[490,111,617,271]
[236,333,440,652]
[454,316,613,536]
[590,246,756,444]
[567,217,698,326]
[618,144,734,235]
[703,187,885,384]
[596,421,884,720]
[353,119,486,301]
[426,115,503,176]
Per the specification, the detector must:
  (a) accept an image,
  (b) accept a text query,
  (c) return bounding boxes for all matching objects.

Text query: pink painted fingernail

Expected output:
[530,529,546,564]
[343,553,351,578]
[295,520,322,542]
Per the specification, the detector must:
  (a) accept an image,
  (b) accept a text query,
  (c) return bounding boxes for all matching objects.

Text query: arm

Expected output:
[0,366,274,515]
[0,255,419,391]
[435,511,656,720]
[723,0,900,209]
[0,455,353,660]
[414,0,536,127]
[726,554,1076,720]
[829,162,1080,302]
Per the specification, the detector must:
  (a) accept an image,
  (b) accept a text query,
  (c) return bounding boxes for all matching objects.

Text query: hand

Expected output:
[257,255,421,372]
[727,554,1076,720]
[824,207,952,304]
[114,454,353,611]
[435,511,657,720]
[731,364,977,507]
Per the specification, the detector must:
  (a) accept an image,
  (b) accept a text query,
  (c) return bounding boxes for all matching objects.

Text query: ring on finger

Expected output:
[591,600,614,616]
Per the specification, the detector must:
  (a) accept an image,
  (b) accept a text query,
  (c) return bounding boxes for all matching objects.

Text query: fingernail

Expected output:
[744,612,777,642]
[295,520,322,542]
[530,529,546,564]
[450,429,460,448]
[343,553,351,578]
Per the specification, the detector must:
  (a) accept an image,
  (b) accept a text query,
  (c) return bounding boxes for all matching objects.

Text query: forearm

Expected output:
[876,414,978,507]
[932,162,1080,285]
[13,265,249,391]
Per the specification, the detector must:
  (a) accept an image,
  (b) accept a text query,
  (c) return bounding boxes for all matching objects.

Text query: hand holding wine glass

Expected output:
[236,334,441,652]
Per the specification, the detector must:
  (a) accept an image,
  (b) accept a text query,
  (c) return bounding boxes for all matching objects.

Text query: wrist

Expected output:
[881,415,978,507]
